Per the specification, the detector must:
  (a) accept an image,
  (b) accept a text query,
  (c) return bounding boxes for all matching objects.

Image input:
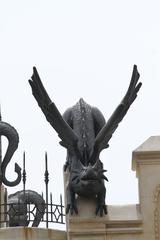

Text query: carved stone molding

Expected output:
[154,184,160,240]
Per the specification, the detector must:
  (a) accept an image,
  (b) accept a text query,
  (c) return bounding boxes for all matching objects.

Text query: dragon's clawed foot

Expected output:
[66,203,78,215]
[95,204,108,216]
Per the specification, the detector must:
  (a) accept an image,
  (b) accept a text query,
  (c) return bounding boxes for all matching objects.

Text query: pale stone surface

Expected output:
[65,136,160,240]
[106,235,142,240]
[0,227,67,240]
[133,136,160,153]
[132,136,160,240]
[132,136,160,173]
[65,191,143,239]
[107,204,141,220]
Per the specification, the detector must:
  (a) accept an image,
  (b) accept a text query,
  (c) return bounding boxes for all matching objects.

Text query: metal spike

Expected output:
[50,192,52,204]
[60,194,62,205]
[98,169,107,173]
[22,151,26,192]
[44,152,49,184]
[44,152,49,228]
[102,175,109,181]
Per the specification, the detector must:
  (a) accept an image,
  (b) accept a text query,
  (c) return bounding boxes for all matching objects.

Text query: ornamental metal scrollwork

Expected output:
[8,190,45,227]
[0,121,21,187]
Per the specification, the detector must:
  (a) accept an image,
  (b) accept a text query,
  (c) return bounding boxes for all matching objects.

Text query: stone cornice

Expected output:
[132,154,160,172]
[132,136,160,172]
[68,219,143,235]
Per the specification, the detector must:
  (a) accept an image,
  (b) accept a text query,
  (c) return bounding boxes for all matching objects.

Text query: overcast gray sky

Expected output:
[0,1,160,224]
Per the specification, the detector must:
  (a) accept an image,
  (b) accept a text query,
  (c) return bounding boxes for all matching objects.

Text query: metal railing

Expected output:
[0,197,65,227]
[0,152,66,228]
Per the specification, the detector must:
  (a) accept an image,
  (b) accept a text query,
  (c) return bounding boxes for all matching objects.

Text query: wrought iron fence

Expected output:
[0,152,66,228]
[0,196,65,227]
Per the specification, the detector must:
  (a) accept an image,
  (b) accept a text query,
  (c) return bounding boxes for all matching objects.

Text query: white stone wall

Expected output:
[132,136,160,240]
[66,204,143,240]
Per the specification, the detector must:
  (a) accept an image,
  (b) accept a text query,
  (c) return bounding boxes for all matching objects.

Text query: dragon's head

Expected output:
[71,160,108,185]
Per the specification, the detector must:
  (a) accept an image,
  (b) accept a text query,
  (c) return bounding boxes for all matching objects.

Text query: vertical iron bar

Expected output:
[18,197,21,226]
[41,192,44,221]
[50,193,53,222]
[22,152,26,193]
[4,188,7,223]
[44,152,49,228]
[28,201,30,225]
[60,194,63,224]
[22,152,26,227]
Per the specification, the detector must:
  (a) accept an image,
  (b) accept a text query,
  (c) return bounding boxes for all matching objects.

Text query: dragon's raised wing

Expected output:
[90,65,142,162]
[28,67,80,156]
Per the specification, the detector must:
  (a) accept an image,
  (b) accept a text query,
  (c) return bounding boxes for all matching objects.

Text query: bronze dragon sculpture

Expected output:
[29,65,142,216]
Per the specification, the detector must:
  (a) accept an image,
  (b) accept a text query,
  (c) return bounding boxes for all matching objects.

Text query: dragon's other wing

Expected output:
[91,65,142,161]
[29,67,79,154]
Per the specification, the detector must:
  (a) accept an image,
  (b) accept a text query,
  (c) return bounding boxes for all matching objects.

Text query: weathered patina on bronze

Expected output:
[29,65,142,216]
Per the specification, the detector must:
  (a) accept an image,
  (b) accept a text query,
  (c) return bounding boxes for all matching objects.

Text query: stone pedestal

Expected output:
[66,196,106,240]
[64,170,107,240]
[66,202,143,240]
[132,136,160,240]
[64,173,143,240]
